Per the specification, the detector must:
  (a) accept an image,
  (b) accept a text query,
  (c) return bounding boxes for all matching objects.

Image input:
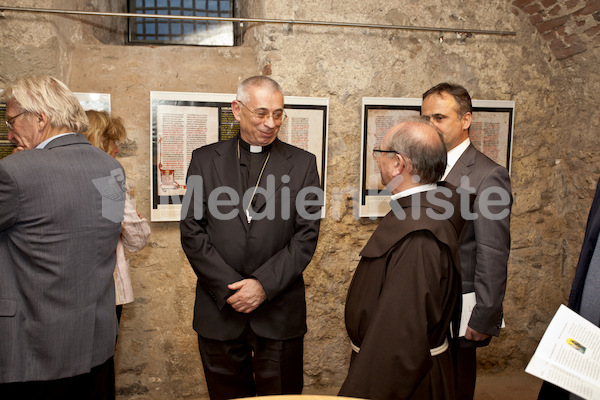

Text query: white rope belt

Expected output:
[351,337,449,357]
[430,337,449,356]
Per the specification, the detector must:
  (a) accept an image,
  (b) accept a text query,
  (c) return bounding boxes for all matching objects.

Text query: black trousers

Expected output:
[197,324,304,400]
[456,347,477,400]
[0,356,115,400]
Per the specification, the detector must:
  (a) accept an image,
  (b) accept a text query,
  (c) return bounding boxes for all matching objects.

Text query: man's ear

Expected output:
[461,112,472,131]
[392,153,405,177]
[37,112,49,132]
[231,100,242,122]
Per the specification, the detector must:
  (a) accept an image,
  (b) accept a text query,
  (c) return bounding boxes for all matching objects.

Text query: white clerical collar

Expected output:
[442,138,470,180]
[391,183,438,201]
[238,137,273,154]
[36,132,76,149]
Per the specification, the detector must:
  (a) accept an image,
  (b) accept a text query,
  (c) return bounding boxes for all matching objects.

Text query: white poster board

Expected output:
[359,97,515,217]
[75,92,111,112]
[150,91,329,222]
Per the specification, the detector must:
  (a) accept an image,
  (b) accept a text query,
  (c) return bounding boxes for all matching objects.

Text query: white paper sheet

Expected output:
[459,292,505,337]
[525,304,600,400]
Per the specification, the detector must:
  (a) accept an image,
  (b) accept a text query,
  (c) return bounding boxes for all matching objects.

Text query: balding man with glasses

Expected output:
[340,117,467,399]
[181,76,322,400]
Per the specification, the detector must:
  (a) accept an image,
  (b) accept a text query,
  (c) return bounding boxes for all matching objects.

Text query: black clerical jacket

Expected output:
[181,137,321,341]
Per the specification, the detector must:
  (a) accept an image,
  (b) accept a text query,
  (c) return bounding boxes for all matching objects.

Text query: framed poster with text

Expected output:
[359,97,514,217]
[0,102,15,160]
[150,91,329,222]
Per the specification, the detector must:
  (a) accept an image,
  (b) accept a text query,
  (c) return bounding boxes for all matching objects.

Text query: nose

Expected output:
[263,115,277,129]
[7,130,14,141]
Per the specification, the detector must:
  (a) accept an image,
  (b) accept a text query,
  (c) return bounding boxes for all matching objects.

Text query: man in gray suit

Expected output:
[422,82,512,400]
[0,75,125,399]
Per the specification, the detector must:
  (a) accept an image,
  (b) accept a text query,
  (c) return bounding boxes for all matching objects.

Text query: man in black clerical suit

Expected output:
[181,76,322,400]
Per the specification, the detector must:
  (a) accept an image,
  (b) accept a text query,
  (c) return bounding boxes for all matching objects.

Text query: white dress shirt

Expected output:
[442,138,471,180]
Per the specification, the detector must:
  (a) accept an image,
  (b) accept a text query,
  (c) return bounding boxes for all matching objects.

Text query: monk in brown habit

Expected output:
[339,116,468,399]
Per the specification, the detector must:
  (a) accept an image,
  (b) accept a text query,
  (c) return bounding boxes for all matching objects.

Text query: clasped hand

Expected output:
[226,279,267,314]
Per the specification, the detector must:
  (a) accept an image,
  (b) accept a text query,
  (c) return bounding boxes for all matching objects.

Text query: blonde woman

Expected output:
[85,110,150,324]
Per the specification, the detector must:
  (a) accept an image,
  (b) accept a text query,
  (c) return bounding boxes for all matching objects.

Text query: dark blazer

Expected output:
[0,134,124,383]
[568,177,600,317]
[180,137,321,341]
[444,143,512,341]
[538,177,600,400]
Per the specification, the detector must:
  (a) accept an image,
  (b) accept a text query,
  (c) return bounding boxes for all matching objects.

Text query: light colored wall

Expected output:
[2,0,600,398]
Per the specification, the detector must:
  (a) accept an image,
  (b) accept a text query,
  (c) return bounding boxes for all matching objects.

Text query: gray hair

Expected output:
[236,76,283,103]
[387,116,447,184]
[0,75,88,133]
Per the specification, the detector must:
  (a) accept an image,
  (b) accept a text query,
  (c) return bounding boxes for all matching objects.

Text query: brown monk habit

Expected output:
[339,182,468,400]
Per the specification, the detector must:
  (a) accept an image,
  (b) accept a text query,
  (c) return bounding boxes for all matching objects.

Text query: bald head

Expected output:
[383,116,447,184]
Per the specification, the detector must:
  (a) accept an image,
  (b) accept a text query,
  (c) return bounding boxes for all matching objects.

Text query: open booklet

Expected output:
[526,304,600,400]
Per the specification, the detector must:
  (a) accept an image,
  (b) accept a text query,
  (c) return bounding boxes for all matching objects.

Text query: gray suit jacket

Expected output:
[0,133,124,383]
[445,143,512,341]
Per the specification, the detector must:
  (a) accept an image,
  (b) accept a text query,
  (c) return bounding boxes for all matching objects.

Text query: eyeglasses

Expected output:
[5,111,28,131]
[372,148,399,159]
[237,100,287,123]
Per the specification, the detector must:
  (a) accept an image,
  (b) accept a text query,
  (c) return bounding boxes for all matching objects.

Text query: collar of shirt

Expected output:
[36,132,77,149]
[238,136,273,154]
[391,183,438,201]
[442,137,470,180]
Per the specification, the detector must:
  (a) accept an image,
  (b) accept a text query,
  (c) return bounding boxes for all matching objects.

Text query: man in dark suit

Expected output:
[0,75,124,399]
[422,82,513,400]
[180,76,322,400]
[538,177,600,400]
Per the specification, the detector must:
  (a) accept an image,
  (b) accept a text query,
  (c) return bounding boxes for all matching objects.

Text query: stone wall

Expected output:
[512,0,600,61]
[1,0,599,398]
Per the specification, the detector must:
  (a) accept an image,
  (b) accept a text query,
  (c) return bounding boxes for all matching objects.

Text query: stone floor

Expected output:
[303,369,544,399]
[188,369,545,400]
[474,370,543,400]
